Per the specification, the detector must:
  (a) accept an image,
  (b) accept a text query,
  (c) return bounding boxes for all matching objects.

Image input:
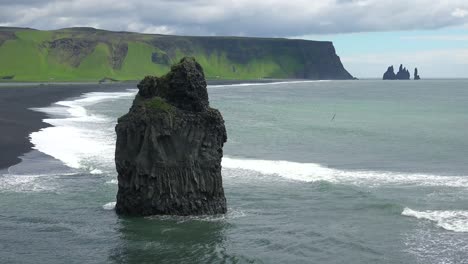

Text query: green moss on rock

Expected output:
[144,97,174,113]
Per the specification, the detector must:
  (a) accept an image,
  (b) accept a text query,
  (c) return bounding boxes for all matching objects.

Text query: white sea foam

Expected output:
[0,172,78,192]
[29,89,468,190]
[30,90,135,170]
[106,179,118,184]
[208,80,330,88]
[147,208,247,222]
[30,126,113,168]
[222,157,468,188]
[402,207,468,233]
[90,169,103,175]
[102,202,116,210]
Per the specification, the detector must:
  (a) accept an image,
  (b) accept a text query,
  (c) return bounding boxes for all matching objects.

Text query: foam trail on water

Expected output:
[402,207,468,233]
[222,157,468,188]
[0,172,78,192]
[29,89,468,190]
[90,169,103,175]
[102,202,116,210]
[147,208,247,222]
[106,179,118,184]
[208,80,330,88]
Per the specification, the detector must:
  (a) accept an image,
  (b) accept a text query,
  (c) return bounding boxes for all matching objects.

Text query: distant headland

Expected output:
[383,64,421,80]
[0,26,354,82]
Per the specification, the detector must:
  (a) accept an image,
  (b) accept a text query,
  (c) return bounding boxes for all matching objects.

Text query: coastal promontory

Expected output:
[0,27,353,81]
[115,57,227,216]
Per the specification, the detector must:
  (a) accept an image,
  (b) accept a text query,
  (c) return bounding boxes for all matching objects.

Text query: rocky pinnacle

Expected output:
[115,57,227,216]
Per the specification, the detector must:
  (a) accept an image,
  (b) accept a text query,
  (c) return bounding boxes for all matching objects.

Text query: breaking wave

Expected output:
[30,90,136,171]
[28,88,468,191]
[208,80,330,88]
[222,157,468,188]
[402,207,468,233]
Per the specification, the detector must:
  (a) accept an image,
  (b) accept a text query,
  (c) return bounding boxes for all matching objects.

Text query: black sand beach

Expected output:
[0,83,134,169]
[0,79,283,170]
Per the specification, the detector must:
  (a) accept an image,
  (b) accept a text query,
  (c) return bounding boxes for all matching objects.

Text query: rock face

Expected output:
[383,64,411,80]
[395,64,410,80]
[383,66,397,80]
[0,27,355,81]
[414,68,421,80]
[48,38,98,67]
[115,57,227,216]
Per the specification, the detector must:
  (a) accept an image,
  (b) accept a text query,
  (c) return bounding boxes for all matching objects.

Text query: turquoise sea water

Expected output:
[1,80,468,263]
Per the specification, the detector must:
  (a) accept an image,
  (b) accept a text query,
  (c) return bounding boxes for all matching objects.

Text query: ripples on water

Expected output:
[1,80,468,263]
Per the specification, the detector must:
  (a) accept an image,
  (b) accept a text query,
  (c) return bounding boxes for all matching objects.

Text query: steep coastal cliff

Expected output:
[115,57,227,216]
[0,27,353,81]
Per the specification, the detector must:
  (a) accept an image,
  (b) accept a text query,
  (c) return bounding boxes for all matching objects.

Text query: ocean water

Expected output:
[1,80,468,264]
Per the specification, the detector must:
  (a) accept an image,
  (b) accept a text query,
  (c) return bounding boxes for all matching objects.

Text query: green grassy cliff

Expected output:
[0,27,353,82]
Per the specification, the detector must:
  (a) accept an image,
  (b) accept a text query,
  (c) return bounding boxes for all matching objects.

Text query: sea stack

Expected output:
[383,64,411,80]
[414,68,421,80]
[383,66,397,80]
[115,57,227,216]
[395,64,410,80]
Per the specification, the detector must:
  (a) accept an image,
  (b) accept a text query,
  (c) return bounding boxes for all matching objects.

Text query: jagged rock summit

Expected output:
[414,68,421,80]
[115,57,227,216]
[383,66,397,80]
[395,64,410,80]
[383,64,415,80]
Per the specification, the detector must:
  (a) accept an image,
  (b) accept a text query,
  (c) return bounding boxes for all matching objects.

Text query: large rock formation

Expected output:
[383,66,397,80]
[115,57,227,216]
[414,68,421,80]
[383,64,412,80]
[395,64,410,80]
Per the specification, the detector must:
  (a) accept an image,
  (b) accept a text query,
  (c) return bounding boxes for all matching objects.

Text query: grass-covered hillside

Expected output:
[0,27,353,82]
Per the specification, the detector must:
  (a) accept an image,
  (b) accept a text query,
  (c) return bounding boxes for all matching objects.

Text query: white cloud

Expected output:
[0,0,468,36]
[452,8,468,18]
[401,35,468,41]
[143,26,175,35]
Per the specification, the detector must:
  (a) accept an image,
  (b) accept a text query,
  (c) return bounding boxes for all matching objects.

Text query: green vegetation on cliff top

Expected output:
[145,97,174,113]
[0,27,352,82]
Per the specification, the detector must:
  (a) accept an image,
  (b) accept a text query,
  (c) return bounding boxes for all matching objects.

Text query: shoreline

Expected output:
[0,79,289,170]
[0,83,134,170]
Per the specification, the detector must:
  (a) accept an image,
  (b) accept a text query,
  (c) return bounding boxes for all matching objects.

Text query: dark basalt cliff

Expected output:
[185,37,354,80]
[115,57,227,216]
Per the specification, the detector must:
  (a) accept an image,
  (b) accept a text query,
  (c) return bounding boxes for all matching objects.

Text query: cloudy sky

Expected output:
[1,0,467,77]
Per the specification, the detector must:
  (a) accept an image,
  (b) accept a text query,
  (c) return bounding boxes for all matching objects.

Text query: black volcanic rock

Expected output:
[395,64,410,80]
[115,57,227,216]
[414,68,421,80]
[383,66,396,80]
[383,64,413,80]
